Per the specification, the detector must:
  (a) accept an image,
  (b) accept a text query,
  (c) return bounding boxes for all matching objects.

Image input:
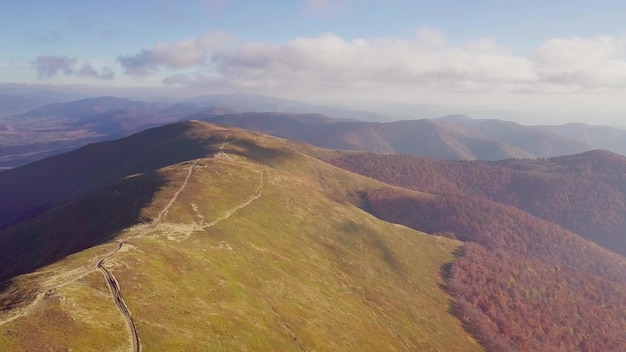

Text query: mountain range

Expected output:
[197,111,626,160]
[1,119,625,351]
[4,94,626,169]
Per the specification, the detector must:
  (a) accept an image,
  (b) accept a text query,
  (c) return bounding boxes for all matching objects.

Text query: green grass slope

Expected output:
[0,121,482,351]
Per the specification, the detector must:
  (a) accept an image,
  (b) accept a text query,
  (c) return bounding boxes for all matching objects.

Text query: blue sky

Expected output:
[3,0,626,123]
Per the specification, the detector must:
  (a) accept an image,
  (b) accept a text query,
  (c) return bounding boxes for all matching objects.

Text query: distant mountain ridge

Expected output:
[196,111,622,160]
[0,97,208,168]
[185,92,385,121]
[0,94,378,168]
[3,93,626,169]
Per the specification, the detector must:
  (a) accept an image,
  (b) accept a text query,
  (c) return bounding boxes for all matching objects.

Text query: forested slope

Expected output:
[330,151,626,351]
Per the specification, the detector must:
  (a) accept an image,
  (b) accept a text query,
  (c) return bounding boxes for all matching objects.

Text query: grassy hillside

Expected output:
[0,121,482,351]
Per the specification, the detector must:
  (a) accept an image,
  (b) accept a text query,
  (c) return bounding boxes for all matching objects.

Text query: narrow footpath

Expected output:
[96,242,140,352]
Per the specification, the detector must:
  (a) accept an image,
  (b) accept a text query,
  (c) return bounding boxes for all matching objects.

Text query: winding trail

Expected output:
[96,242,140,352]
[92,159,202,351]
[153,159,201,227]
[218,130,229,157]
[0,291,47,327]
[92,159,201,351]
[2,157,202,330]
[201,168,265,229]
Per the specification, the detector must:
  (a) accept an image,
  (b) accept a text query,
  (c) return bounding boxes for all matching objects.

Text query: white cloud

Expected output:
[531,36,626,89]
[118,31,235,76]
[118,29,626,99]
[32,55,77,79]
[32,55,115,81]
[78,64,115,80]
[173,30,536,92]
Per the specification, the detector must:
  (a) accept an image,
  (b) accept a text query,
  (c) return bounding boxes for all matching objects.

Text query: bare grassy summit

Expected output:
[0,121,482,351]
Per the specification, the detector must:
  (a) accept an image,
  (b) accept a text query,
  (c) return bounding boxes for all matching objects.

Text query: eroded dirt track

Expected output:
[94,159,202,352]
[97,242,140,352]
[153,159,201,226]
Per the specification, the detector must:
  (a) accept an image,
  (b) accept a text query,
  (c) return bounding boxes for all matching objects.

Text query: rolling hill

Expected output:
[0,121,482,351]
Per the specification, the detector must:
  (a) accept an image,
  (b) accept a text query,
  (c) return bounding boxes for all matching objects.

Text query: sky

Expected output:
[3,0,626,124]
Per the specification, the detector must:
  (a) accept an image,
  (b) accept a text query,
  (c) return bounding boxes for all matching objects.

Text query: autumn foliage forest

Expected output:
[330,150,626,351]
[332,150,626,256]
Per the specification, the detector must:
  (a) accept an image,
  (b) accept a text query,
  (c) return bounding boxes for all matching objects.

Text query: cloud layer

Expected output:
[117,32,235,76]
[115,30,626,98]
[32,56,114,80]
[78,64,115,80]
[32,56,76,79]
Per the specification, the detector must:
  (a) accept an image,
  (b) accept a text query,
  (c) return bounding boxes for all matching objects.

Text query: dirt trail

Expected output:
[153,159,200,226]
[93,159,201,351]
[96,242,140,352]
[0,145,211,352]
[201,168,265,229]
[218,130,228,157]
[0,292,47,327]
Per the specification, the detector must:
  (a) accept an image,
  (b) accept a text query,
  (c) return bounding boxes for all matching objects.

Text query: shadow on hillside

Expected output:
[0,122,217,232]
[0,122,298,291]
[0,171,167,286]
[229,139,293,166]
[436,245,481,346]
